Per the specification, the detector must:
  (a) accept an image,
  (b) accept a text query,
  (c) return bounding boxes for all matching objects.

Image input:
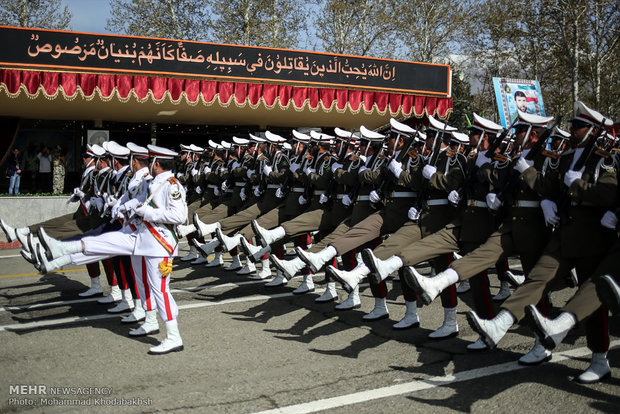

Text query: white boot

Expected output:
[296,245,337,273]
[293,274,315,294]
[194,238,220,256]
[467,309,515,349]
[108,289,134,313]
[456,280,470,293]
[121,298,145,323]
[0,218,18,241]
[429,307,459,339]
[466,338,488,351]
[205,251,223,267]
[327,263,369,293]
[271,256,305,280]
[236,260,256,275]
[518,335,552,365]
[224,255,243,271]
[15,227,30,250]
[37,227,82,260]
[98,285,122,304]
[240,236,262,262]
[335,285,361,310]
[78,276,103,297]
[251,220,286,247]
[505,270,525,287]
[216,228,242,252]
[193,213,220,238]
[190,255,208,265]
[252,259,273,280]
[362,249,403,284]
[403,266,459,305]
[129,310,159,336]
[180,245,200,262]
[577,353,611,384]
[149,320,184,355]
[264,270,287,287]
[393,300,420,330]
[363,297,389,320]
[492,281,512,302]
[525,305,576,350]
[35,244,71,274]
[176,223,197,239]
[315,282,338,303]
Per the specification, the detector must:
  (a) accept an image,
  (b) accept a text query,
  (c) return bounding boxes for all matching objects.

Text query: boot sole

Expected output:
[292,287,315,295]
[403,267,432,305]
[224,266,243,272]
[361,248,383,285]
[269,257,293,281]
[393,322,420,330]
[325,266,353,294]
[523,305,557,350]
[148,345,184,355]
[36,227,54,261]
[428,331,459,340]
[296,248,319,273]
[314,297,336,304]
[107,307,133,314]
[129,329,160,337]
[362,313,389,321]
[466,311,496,349]
[517,354,552,366]
[334,304,361,311]
[250,220,268,247]
[575,371,611,384]
[121,317,145,324]
[264,283,287,288]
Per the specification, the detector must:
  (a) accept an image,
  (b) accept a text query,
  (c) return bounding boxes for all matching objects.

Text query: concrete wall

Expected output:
[0,196,76,228]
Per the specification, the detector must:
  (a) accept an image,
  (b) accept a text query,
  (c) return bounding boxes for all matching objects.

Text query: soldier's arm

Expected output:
[143,183,187,225]
[429,158,465,192]
[569,159,618,206]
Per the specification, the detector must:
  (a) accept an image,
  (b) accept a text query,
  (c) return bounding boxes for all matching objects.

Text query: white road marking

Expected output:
[0,254,23,259]
[252,341,620,414]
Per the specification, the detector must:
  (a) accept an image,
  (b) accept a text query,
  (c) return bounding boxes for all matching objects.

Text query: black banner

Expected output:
[0,26,451,96]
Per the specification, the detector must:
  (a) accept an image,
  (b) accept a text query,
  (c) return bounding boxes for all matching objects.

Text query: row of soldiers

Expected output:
[1,102,619,376]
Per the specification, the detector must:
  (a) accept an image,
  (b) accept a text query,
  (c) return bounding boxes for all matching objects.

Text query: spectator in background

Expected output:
[7,147,22,194]
[52,145,66,194]
[36,146,52,193]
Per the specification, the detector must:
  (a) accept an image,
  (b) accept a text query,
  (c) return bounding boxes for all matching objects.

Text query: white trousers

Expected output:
[70,231,177,319]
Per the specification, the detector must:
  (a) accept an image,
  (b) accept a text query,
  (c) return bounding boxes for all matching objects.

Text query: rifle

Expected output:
[485,117,520,161]
[322,131,356,204]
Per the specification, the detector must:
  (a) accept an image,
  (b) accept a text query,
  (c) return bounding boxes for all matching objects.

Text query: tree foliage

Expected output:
[106,0,210,41]
[0,0,71,30]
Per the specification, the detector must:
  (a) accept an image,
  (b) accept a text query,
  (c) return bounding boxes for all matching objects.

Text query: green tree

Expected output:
[106,0,210,41]
[0,0,71,29]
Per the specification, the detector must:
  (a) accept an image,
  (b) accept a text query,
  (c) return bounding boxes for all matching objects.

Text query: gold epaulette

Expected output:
[168,177,179,185]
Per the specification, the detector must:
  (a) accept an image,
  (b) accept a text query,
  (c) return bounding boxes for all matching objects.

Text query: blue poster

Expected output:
[492,78,546,128]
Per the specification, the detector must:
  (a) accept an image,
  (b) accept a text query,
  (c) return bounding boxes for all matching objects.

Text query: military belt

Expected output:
[207,184,217,189]
[266,184,279,189]
[292,187,304,193]
[467,200,488,208]
[336,194,346,199]
[358,195,370,201]
[391,191,417,198]
[427,199,449,206]
[313,190,325,196]
[513,200,540,208]
[570,201,595,207]
[235,182,245,187]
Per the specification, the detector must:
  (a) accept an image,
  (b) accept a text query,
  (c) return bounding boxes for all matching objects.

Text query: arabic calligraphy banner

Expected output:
[0,26,451,97]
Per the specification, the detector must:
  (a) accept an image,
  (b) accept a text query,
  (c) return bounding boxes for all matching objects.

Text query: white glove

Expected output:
[275,187,285,198]
[213,187,220,196]
[331,162,343,173]
[221,181,229,192]
[359,155,367,163]
[342,194,353,206]
[290,163,300,173]
[123,198,140,212]
[358,166,368,173]
[514,157,534,173]
[486,193,502,210]
[408,207,420,221]
[191,168,199,176]
[298,195,308,205]
[91,197,104,212]
[110,199,121,218]
[263,164,273,176]
[448,190,461,205]
[246,169,255,179]
[195,185,202,195]
[131,203,148,217]
[540,199,560,227]
[176,172,184,178]
[203,166,212,174]
[240,187,247,201]
[475,153,491,167]
[253,187,262,197]
[601,210,618,229]
[231,161,240,169]
[73,187,85,199]
[369,190,381,204]
[304,167,316,176]
[388,159,403,179]
[564,170,582,187]
[319,193,329,204]
[422,165,437,180]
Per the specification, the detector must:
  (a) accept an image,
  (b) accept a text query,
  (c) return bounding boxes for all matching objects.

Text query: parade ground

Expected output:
[1,241,618,413]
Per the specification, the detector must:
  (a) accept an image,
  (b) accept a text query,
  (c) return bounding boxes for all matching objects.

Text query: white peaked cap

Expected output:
[189,144,204,153]
[516,111,554,127]
[471,113,503,134]
[126,142,148,157]
[292,129,311,142]
[232,137,250,145]
[572,101,613,127]
[427,115,457,132]
[359,125,385,140]
[390,118,416,134]
[90,144,106,157]
[147,144,177,159]
[265,130,287,143]
[106,141,130,158]
[450,131,470,145]
[249,133,266,143]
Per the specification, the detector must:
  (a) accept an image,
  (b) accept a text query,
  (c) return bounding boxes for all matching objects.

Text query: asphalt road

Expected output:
[0,242,618,413]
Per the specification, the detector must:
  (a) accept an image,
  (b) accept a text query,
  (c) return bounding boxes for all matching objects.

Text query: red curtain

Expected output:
[0,69,453,118]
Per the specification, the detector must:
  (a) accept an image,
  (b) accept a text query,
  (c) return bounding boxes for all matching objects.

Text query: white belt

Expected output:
[267,184,279,189]
[427,199,449,206]
[207,184,217,189]
[514,200,540,208]
[570,201,595,207]
[467,200,488,208]
[292,187,305,193]
[235,182,245,187]
[391,191,417,198]
[313,190,325,196]
[358,195,370,201]
[336,194,346,200]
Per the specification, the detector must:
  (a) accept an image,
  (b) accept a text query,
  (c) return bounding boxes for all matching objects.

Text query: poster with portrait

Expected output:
[492,78,546,128]
[87,130,109,147]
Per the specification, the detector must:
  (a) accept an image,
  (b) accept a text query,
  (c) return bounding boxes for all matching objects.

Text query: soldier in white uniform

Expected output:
[34,145,188,355]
